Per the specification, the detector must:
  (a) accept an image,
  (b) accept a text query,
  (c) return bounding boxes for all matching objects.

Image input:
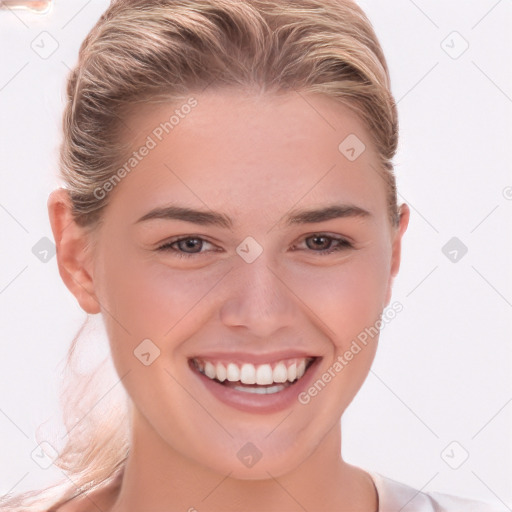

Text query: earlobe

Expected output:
[384,203,410,307]
[47,188,101,314]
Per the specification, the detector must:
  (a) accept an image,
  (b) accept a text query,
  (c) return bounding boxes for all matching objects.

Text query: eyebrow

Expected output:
[134,203,372,228]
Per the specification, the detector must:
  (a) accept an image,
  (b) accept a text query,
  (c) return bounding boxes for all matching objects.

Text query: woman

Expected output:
[0,0,505,510]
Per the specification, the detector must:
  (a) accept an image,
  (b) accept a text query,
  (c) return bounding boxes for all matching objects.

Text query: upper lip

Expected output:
[189,350,320,365]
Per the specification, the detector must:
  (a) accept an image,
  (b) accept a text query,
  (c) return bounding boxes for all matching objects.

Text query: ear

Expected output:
[47,188,101,314]
[384,203,410,307]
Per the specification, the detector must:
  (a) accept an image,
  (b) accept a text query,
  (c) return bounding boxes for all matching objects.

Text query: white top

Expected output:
[368,471,507,512]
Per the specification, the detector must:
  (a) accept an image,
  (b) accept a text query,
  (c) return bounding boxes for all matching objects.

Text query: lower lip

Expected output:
[189,358,321,414]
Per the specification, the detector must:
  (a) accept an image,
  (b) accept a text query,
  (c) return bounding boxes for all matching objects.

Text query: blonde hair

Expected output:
[1,0,399,509]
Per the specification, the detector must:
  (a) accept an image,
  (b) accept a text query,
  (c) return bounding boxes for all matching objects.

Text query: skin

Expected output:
[48,89,410,512]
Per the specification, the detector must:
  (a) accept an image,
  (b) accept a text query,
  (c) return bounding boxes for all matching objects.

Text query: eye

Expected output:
[155,233,353,259]
[156,236,217,258]
[294,233,354,255]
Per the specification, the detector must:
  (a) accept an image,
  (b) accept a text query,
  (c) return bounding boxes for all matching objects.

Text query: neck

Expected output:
[110,410,377,512]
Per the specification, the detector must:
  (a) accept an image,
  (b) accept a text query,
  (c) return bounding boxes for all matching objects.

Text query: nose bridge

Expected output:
[219,252,295,335]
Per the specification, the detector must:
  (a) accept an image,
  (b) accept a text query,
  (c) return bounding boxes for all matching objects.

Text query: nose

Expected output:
[219,255,297,338]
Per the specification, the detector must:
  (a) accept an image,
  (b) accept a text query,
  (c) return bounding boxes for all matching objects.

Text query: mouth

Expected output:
[189,356,318,396]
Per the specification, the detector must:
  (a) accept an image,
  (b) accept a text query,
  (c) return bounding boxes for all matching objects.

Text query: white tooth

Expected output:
[287,362,297,382]
[273,362,288,383]
[216,363,227,382]
[233,384,287,394]
[297,359,306,379]
[240,363,256,384]
[204,361,216,379]
[226,363,240,382]
[200,357,312,384]
[256,364,273,385]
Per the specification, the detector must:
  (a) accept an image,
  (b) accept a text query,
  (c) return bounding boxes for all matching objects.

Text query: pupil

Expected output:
[309,236,329,250]
[182,238,201,252]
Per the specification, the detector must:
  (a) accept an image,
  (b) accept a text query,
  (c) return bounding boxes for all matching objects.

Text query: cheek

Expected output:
[96,246,227,347]
[288,253,390,415]
[290,251,390,349]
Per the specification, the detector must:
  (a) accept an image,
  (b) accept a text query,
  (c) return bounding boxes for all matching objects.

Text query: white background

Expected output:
[0,0,511,508]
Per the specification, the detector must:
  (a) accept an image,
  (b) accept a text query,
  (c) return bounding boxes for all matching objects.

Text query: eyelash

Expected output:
[156,234,354,259]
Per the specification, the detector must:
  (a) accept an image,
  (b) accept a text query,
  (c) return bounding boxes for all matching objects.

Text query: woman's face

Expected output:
[66,90,408,478]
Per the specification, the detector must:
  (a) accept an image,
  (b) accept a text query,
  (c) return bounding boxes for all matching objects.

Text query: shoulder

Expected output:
[427,490,506,512]
[367,471,506,512]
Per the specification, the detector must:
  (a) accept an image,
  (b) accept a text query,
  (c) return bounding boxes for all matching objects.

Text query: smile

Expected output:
[190,357,316,394]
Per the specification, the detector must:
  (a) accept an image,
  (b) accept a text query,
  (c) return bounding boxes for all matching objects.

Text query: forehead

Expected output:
[111,89,387,225]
